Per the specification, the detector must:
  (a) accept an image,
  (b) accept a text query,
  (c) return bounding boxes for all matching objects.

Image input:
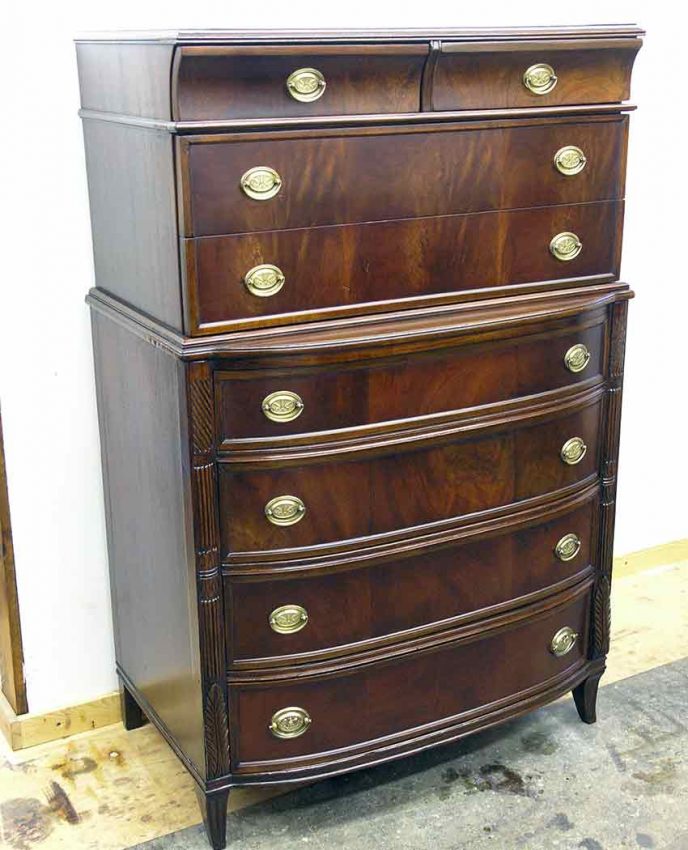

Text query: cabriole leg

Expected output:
[572,671,604,724]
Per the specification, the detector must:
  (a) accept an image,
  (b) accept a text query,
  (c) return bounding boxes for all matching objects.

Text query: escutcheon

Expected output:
[265,495,307,526]
[240,166,282,200]
[554,145,587,176]
[262,390,304,423]
[560,437,587,465]
[550,232,583,262]
[244,264,286,297]
[554,533,582,562]
[286,68,326,102]
[523,62,558,95]
[564,344,591,374]
[270,706,312,739]
[269,604,309,634]
[550,626,578,657]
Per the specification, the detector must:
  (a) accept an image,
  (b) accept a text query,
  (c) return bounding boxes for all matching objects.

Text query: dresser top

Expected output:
[75,24,644,44]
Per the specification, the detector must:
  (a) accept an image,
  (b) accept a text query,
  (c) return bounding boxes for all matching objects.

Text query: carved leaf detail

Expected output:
[204,683,230,778]
[592,575,611,658]
[189,372,214,454]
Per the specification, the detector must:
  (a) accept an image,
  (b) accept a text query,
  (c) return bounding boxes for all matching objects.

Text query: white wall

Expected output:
[1,1,685,713]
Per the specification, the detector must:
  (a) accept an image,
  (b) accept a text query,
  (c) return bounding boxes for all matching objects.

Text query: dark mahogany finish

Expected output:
[78,25,641,850]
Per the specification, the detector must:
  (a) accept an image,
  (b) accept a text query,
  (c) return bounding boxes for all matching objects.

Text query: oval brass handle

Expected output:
[244,264,285,298]
[550,626,578,657]
[554,145,587,176]
[286,67,326,102]
[265,495,306,526]
[564,344,591,374]
[554,533,582,562]
[560,437,587,466]
[550,232,583,262]
[523,62,558,95]
[269,706,312,739]
[269,604,309,634]
[240,166,282,200]
[262,390,304,423]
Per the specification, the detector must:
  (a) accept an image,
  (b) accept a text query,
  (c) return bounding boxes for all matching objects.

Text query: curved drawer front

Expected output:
[188,201,621,331]
[218,397,602,554]
[182,117,627,236]
[433,40,641,111]
[226,493,597,665]
[230,589,590,771]
[174,45,427,121]
[216,319,605,444]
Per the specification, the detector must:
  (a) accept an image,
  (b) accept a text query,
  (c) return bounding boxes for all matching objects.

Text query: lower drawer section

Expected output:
[229,585,590,772]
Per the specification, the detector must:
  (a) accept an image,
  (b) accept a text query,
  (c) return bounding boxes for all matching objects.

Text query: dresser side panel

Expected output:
[91,312,204,777]
[82,121,183,330]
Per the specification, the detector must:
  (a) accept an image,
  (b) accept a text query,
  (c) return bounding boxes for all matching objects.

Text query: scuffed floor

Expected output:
[0,558,686,850]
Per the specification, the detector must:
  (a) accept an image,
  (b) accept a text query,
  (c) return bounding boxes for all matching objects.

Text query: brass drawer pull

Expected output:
[244,264,285,297]
[269,604,309,634]
[523,62,558,95]
[564,344,591,374]
[286,68,326,102]
[560,437,587,466]
[270,706,312,739]
[262,390,304,423]
[240,166,282,200]
[554,145,587,176]
[554,533,582,562]
[265,495,306,526]
[550,232,583,262]
[550,626,578,657]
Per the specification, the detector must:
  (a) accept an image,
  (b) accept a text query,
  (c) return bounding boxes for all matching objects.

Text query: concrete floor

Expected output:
[135,657,688,850]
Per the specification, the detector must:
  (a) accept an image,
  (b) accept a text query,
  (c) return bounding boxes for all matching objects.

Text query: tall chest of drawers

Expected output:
[77,26,643,849]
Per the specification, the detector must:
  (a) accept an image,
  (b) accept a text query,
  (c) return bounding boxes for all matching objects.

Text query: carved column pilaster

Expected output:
[187,361,230,779]
[591,299,628,659]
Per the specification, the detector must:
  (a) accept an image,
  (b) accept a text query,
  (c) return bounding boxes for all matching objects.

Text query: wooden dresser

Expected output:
[77,26,643,849]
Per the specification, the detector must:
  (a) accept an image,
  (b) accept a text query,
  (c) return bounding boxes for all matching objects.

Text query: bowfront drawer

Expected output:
[226,492,597,665]
[187,201,622,331]
[180,117,627,236]
[216,318,606,444]
[230,587,590,771]
[173,44,427,120]
[432,38,641,111]
[218,394,602,554]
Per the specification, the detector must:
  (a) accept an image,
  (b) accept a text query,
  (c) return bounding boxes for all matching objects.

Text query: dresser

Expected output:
[77,26,642,849]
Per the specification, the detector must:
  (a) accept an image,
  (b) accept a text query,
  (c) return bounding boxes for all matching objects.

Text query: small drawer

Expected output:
[230,587,590,771]
[218,395,602,554]
[216,318,606,444]
[173,44,427,120]
[180,117,627,237]
[432,38,641,111]
[187,201,622,332]
[226,492,597,665]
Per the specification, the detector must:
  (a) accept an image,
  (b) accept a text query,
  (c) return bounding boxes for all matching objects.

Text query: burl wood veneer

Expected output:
[77,24,642,849]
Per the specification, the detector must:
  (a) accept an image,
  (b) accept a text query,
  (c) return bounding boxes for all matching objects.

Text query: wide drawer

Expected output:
[173,44,427,120]
[218,393,602,554]
[216,316,606,444]
[432,38,641,111]
[229,586,590,771]
[225,490,597,665]
[180,116,627,237]
[187,201,622,332]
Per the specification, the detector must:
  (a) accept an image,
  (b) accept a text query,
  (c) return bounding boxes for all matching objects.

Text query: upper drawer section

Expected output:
[431,39,641,111]
[173,45,427,120]
[180,117,628,237]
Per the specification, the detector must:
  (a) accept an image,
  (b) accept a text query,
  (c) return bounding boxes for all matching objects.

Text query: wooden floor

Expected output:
[1,553,686,850]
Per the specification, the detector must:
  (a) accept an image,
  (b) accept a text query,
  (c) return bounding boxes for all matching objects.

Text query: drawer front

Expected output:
[433,41,641,111]
[189,201,621,330]
[174,45,427,120]
[217,320,606,443]
[182,117,627,236]
[226,493,597,664]
[230,589,590,769]
[218,397,602,553]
